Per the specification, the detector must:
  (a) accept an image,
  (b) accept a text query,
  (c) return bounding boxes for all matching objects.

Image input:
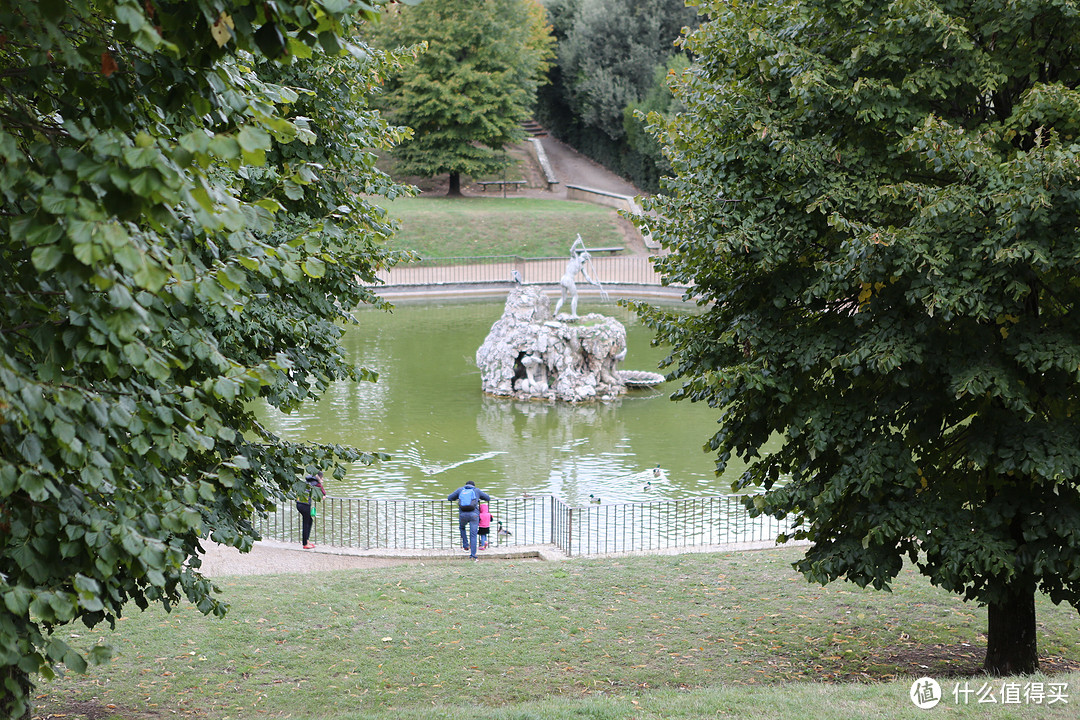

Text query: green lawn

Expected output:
[378,196,628,259]
[34,547,1080,720]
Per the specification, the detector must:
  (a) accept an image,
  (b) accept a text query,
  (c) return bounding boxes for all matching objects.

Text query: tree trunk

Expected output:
[984,580,1039,675]
[447,171,462,196]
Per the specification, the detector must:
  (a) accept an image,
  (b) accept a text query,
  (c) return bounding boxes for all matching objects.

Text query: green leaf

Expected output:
[238,126,271,153]
[3,586,32,615]
[254,198,283,214]
[133,261,168,292]
[63,649,87,674]
[48,592,77,622]
[73,239,103,266]
[31,245,64,272]
[303,257,326,278]
[18,434,42,464]
[241,147,266,166]
[123,146,160,169]
[40,191,74,215]
[213,377,238,402]
[321,0,353,12]
[283,182,305,200]
[31,595,54,622]
[40,0,67,21]
[255,22,286,59]
[209,136,241,160]
[318,30,342,55]
[287,36,314,59]
[88,645,114,666]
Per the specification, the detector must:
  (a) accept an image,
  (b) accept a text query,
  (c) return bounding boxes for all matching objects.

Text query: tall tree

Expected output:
[557,0,697,141]
[536,0,697,191]
[0,1,410,715]
[638,0,1080,675]
[372,0,554,196]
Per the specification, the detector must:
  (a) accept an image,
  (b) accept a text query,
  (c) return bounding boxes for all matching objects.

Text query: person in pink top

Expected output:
[477,502,493,550]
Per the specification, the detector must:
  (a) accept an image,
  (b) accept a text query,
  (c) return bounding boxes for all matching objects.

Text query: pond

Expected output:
[257,297,759,506]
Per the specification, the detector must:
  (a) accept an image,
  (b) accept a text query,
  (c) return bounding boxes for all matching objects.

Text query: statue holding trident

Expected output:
[554,234,609,317]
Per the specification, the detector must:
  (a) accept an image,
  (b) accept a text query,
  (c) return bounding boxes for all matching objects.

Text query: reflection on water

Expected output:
[257,298,756,504]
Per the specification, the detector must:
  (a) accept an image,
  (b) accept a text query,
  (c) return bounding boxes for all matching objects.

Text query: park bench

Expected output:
[477,180,526,193]
[583,246,624,254]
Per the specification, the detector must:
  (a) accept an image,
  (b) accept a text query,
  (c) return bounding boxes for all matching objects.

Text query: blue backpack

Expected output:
[458,487,477,511]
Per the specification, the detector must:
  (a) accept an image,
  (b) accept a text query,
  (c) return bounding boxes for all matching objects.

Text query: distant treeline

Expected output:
[537,0,701,193]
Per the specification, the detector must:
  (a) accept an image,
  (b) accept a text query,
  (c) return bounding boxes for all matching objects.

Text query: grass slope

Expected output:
[35,548,1080,720]
[381,197,628,259]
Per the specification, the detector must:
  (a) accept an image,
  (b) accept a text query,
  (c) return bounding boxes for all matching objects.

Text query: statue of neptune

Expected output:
[554,235,608,317]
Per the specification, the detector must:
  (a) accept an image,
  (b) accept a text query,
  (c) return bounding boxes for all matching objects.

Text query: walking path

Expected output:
[535,134,644,199]
[197,540,553,576]
[198,538,792,577]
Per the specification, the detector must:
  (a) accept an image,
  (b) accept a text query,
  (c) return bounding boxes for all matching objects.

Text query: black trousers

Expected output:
[296,502,314,544]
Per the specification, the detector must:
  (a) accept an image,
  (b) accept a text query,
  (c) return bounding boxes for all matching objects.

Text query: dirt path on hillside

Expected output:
[410,129,652,254]
[536,133,644,198]
[414,133,644,199]
[532,134,650,253]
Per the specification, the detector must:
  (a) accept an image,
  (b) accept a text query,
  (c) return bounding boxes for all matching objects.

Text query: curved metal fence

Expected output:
[257,494,793,557]
[262,496,553,551]
[373,255,669,287]
[552,495,792,556]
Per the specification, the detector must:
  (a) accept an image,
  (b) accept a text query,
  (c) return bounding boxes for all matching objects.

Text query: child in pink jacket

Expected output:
[477,502,492,550]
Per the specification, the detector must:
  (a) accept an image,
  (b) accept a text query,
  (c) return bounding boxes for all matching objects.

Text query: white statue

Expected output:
[554,235,608,317]
[519,351,547,393]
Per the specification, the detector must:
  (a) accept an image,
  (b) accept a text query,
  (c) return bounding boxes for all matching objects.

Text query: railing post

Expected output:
[549,494,554,546]
[568,506,574,557]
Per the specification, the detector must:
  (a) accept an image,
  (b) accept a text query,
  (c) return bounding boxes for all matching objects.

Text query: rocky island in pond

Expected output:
[476,286,632,403]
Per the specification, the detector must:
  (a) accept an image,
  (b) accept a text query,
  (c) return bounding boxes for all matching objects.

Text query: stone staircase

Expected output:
[522,119,547,137]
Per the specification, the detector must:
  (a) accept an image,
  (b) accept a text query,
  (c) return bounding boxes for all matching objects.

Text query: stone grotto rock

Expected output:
[475,286,627,402]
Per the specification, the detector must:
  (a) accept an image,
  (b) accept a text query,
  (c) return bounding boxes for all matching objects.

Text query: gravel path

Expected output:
[197,540,555,577]
[197,538,793,577]
[197,541,412,576]
[536,134,644,198]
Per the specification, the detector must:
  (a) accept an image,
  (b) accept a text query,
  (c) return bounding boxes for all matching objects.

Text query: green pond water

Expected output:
[258,298,758,505]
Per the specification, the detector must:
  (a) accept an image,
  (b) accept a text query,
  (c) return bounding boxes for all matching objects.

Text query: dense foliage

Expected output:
[0,0,410,714]
[537,0,698,192]
[371,0,554,195]
[638,0,1080,675]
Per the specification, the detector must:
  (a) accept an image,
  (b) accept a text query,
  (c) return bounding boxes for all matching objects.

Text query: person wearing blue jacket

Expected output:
[448,480,490,560]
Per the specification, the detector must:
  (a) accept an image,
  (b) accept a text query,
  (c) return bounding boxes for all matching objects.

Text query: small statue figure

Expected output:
[519,351,547,393]
[598,346,626,387]
[554,235,608,317]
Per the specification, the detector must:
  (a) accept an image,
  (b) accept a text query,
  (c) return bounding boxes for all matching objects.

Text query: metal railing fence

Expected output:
[558,495,792,556]
[373,255,667,287]
[261,496,554,550]
[258,494,793,557]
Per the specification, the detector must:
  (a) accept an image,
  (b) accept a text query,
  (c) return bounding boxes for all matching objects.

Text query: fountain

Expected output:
[475,237,664,402]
